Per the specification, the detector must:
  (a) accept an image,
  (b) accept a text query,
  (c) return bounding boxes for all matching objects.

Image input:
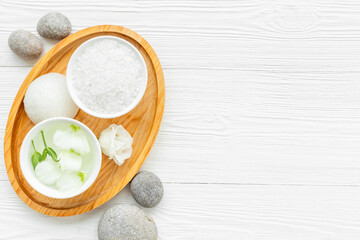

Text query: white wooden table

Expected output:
[1,0,360,239]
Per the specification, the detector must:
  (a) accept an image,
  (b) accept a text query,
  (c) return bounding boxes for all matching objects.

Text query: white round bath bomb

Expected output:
[24,73,79,124]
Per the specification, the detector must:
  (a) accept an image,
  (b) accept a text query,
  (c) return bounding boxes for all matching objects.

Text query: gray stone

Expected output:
[130,171,164,208]
[8,29,43,59]
[98,204,157,240]
[37,12,72,40]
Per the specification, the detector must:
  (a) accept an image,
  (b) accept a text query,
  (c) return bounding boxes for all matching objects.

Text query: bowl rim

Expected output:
[19,117,102,199]
[65,35,148,118]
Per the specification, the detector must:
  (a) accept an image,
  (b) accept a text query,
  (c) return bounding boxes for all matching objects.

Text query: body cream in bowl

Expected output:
[66,36,148,118]
[20,117,102,199]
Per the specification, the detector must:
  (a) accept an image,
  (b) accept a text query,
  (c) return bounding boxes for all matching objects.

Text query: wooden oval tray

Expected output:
[3,25,165,216]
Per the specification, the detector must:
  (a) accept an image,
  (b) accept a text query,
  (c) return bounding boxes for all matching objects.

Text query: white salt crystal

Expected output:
[69,38,146,114]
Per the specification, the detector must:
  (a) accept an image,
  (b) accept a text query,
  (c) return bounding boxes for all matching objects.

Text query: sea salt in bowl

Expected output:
[19,117,102,199]
[66,36,148,118]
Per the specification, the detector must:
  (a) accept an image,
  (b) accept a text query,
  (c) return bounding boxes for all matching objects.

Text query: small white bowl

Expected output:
[66,36,148,118]
[19,117,102,199]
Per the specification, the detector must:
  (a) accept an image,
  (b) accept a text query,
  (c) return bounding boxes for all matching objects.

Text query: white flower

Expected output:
[99,124,133,166]
[59,150,82,172]
[53,124,90,155]
[35,158,61,185]
[56,172,83,194]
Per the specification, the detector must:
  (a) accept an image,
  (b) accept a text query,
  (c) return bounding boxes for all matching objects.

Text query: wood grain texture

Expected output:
[3,25,165,216]
[0,182,360,240]
[1,0,360,239]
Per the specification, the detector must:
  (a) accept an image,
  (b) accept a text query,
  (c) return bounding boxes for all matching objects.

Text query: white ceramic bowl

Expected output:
[66,36,148,118]
[19,117,102,199]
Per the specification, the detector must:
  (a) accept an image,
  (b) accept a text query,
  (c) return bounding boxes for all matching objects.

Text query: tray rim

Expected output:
[3,25,165,217]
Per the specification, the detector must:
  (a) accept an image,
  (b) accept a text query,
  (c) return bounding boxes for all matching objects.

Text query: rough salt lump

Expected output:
[70,38,146,114]
[99,124,133,166]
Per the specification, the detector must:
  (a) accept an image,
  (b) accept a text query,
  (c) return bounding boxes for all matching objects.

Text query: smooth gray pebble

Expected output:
[98,204,157,240]
[130,171,164,208]
[8,29,43,59]
[37,12,72,40]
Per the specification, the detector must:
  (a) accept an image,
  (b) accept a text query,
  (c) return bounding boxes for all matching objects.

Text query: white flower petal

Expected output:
[53,125,90,154]
[99,124,133,166]
[113,146,132,166]
[71,131,90,155]
[35,159,62,185]
[56,172,83,194]
[53,128,73,150]
[59,151,82,172]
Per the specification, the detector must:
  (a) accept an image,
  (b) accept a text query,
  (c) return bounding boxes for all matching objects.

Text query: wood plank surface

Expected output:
[0,181,360,239]
[1,0,360,239]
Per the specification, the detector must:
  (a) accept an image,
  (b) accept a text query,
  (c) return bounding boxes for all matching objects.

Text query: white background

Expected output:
[1,0,360,239]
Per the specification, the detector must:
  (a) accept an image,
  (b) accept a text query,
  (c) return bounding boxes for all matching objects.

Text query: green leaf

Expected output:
[31,152,42,169]
[31,140,41,169]
[41,130,48,148]
[70,124,81,132]
[46,147,59,162]
[77,172,87,182]
[31,140,36,152]
[40,130,60,162]
[41,148,47,161]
